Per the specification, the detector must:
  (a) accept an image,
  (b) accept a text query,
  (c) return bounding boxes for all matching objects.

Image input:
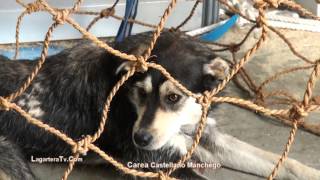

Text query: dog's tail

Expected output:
[0,136,35,180]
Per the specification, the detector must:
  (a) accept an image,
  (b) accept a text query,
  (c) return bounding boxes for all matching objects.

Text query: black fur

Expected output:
[0,31,220,179]
[0,136,34,180]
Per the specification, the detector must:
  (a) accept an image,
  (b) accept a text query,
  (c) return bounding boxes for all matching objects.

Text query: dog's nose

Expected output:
[133,129,153,147]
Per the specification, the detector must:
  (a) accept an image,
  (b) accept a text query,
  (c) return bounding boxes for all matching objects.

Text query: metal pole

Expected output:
[202,0,220,26]
[115,0,139,42]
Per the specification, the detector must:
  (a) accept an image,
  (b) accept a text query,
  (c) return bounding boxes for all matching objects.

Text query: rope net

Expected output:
[0,0,319,179]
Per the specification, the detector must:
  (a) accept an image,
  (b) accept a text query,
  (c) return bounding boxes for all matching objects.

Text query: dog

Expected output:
[0,31,319,180]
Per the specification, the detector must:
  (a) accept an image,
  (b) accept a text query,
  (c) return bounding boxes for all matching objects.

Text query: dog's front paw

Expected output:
[283,159,320,180]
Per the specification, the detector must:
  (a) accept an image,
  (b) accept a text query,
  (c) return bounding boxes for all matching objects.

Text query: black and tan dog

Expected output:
[0,31,319,180]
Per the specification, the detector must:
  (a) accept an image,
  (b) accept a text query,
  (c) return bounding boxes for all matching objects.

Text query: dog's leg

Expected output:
[0,136,35,180]
[212,132,320,180]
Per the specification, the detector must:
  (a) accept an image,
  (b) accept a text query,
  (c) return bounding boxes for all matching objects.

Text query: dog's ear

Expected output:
[115,61,134,75]
[115,43,149,75]
[202,57,229,90]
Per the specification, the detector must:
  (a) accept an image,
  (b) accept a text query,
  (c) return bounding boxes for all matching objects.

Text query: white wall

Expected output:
[0,0,202,44]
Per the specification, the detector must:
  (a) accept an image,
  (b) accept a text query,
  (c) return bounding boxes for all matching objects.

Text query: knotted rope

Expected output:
[7,0,320,179]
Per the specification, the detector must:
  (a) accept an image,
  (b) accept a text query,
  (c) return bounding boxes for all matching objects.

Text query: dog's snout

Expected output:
[133,129,153,147]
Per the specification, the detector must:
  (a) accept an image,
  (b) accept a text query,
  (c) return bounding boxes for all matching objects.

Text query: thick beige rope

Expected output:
[1,0,319,179]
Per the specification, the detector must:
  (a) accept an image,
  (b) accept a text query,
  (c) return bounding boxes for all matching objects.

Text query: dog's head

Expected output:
[115,32,229,150]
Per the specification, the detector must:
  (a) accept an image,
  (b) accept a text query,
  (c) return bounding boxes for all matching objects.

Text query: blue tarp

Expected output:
[0,46,63,60]
[200,14,239,42]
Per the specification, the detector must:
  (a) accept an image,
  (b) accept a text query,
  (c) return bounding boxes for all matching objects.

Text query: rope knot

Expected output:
[135,56,148,72]
[100,8,115,18]
[254,0,267,9]
[256,14,268,28]
[72,135,92,155]
[0,97,10,111]
[254,0,281,9]
[197,91,212,107]
[264,0,282,8]
[26,2,43,14]
[53,9,70,25]
[289,104,308,122]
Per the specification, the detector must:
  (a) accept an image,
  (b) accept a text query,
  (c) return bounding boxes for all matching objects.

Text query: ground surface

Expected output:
[3,26,320,180]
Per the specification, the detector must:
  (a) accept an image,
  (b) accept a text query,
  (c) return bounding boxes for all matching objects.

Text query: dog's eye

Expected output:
[166,93,181,104]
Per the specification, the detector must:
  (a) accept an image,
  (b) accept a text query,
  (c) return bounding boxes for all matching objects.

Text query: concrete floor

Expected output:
[24,27,320,179]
